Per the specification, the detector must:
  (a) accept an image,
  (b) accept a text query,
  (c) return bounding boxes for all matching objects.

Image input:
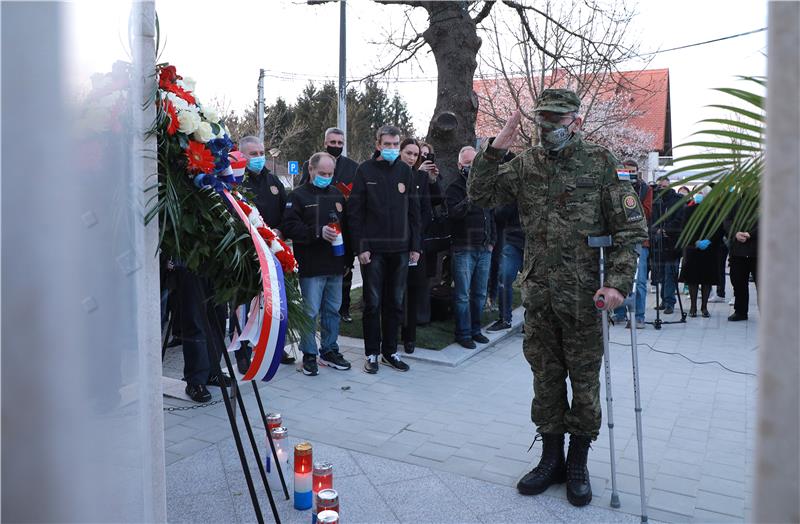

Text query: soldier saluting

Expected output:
[468,89,647,506]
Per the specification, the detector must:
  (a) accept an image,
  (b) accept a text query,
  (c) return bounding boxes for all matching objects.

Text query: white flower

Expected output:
[182,76,196,92]
[202,105,220,123]
[215,122,228,138]
[167,92,198,113]
[192,121,214,143]
[248,211,265,228]
[269,240,283,254]
[177,110,201,135]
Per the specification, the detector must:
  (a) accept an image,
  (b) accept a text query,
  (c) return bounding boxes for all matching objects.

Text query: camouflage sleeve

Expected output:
[467,141,523,208]
[599,151,648,295]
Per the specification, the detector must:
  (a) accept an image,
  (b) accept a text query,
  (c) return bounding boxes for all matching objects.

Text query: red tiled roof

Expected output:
[473,68,671,153]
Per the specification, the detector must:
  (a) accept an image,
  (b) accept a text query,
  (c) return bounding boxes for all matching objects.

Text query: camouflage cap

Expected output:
[534,89,581,114]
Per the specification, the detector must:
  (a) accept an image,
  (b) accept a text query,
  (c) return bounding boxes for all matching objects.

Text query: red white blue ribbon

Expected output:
[222,189,287,382]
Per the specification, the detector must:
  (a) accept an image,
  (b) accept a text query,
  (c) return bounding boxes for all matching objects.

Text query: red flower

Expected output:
[163,100,179,136]
[185,141,215,173]
[158,65,181,89]
[257,227,276,242]
[238,201,253,216]
[275,249,297,273]
[164,83,196,106]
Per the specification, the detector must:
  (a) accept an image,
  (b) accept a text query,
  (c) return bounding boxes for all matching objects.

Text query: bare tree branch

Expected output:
[472,1,497,25]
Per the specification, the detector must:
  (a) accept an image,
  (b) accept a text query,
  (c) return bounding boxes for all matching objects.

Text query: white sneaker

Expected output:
[708,296,725,303]
[728,298,735,305]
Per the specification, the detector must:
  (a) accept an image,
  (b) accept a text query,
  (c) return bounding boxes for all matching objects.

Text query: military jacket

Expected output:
[469,133,647,318]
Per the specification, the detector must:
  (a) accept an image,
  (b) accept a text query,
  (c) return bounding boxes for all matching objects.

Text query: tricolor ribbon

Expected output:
[222,189,288,382]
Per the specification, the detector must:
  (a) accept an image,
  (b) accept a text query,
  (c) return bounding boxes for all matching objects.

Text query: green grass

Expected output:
[338,285,522,350]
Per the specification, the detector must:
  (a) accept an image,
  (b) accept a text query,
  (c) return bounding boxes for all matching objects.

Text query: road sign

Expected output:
[288,161,299,175]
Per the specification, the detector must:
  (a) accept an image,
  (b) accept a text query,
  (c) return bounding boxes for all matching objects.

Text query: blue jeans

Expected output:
[613,246,648,322]
[661,259,680,308]
[498,243,523,323]
[299,275,343,356]
[452,248,491,339]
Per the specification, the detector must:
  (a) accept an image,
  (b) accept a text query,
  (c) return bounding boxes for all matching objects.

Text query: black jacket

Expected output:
[281,183,348,278]
[347,153,421,255]
[650,187,684,261]
[724,203,759,258]
[300,155,359,188]
[242,168,287,229]
[446,169,496,249]
[410,169,444,249]
[494,203,524,251]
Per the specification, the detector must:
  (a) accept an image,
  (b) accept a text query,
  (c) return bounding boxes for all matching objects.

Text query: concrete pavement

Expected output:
[163,284,758,522]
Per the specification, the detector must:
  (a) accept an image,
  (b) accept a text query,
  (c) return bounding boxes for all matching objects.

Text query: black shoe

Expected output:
[654,304,665,310]
[403,342,415,354]
[728,313,748,321]
[566,434,593,507]
[456,338,477,350]
[689,309,697,318]
[473,333,490,344]
[185,383,212,403]
[663,306,674,315]
[236,356,251,375]
[701,308,711,318]
[487,319,511,332]
[340,313,353,323]
[166,337,182,348]
[207,374,232,387]
[281,351,296,365]
[517,433,566,495]
[302,354,318,376]
[381,353,410,372]
[319,351,351,370]
[364,354,379,374]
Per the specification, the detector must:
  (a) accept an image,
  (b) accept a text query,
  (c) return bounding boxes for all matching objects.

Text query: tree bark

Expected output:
[423,4,483,183]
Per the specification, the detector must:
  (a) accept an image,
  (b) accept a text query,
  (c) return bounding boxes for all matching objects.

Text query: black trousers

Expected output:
[729,256,758,315]
[362,252,409,357]
[174,268,225,385]
[397,255,428,344]
[716,243,729,297]
[339,255,355,316]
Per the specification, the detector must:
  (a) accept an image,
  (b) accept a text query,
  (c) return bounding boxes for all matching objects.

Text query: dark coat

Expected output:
[723,203,759,258]
[445,170,496,249]
[679,203,724,285]
[650,187,685,261]
[281,183,348,278]
[347,154,421,255]
[494,203,524,251]
[242,167,287,229]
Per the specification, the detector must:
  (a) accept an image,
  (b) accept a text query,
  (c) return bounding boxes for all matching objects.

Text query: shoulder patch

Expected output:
[622,194,643,223]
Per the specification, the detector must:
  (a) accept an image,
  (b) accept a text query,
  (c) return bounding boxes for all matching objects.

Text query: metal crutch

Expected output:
[627,256,649,522]
[587,235,621,509]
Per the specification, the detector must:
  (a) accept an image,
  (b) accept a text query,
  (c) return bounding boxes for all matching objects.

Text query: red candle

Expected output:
[294,442,313,510]
[313,462,333,494]
[266,413,282,432]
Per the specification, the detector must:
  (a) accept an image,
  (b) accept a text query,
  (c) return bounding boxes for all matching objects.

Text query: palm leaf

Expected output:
[662,76,764,246]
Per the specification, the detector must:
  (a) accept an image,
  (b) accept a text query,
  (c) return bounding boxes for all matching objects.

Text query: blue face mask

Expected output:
[312,174,333,189]
[693,194,704,204]
[247,155,266,173]
[381,148,400,163]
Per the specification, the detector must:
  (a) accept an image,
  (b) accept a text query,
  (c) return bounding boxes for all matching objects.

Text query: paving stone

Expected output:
[165,437,214,459]
[373,475,479,523]
[334,474,399,523]
[653,472,699,497]
[410,441,459,462]
[698,475,746,498]
[693,508,745,522]
[648,488,697,516]
[695,489,745,517]
[351,452,432,486]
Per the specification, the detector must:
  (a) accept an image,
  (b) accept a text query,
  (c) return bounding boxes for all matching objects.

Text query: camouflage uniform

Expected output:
[468,90,647,439]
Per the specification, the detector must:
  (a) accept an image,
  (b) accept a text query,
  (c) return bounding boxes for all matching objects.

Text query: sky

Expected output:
[70,0,768,154]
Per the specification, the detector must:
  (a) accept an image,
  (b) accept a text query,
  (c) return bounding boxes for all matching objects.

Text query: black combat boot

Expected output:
[566,434,593,506]
[517,433,566,495]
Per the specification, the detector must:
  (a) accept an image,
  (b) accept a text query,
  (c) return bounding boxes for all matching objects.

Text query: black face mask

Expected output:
[326,145,343,158]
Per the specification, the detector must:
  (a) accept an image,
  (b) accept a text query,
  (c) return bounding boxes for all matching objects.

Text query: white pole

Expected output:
[258,68,265,143]
[338,0,347,156]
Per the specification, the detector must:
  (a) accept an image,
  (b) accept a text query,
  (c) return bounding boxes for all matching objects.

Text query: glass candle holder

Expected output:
[317,510,339,523]
[313,462,333,495]
[293,442,313,510]
[266,413,282,432]
[266,427,289,493]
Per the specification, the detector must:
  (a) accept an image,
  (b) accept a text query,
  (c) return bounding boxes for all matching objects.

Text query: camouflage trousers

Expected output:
[522,305,604,439]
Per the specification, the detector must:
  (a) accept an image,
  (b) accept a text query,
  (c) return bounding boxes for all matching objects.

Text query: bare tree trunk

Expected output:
[423,4,482,183]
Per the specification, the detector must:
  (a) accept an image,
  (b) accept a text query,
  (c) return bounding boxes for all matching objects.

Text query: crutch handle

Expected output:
[595,295,606,309]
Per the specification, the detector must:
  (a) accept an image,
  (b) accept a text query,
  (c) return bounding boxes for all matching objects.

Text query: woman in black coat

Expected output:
[679,195,724,317]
